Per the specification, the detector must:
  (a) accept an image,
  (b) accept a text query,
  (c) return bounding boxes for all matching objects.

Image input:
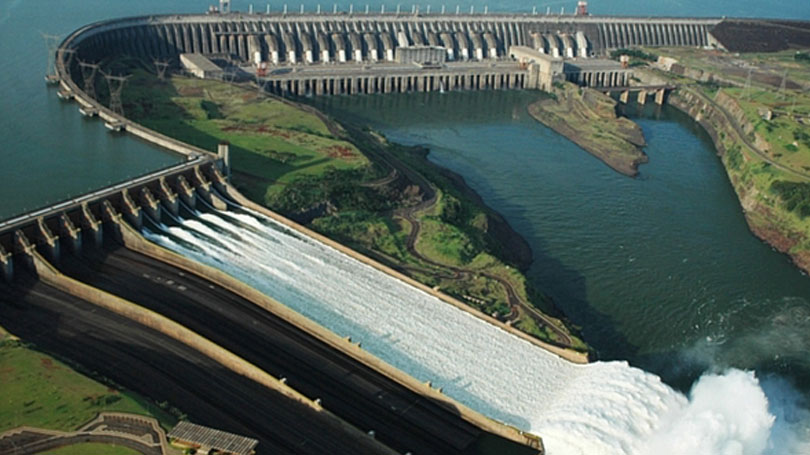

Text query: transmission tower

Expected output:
[59,48,76,70]
[102,73,130,117]
[42,33,62,83]
[78,61,100,100]
[742,68,753,101]
[255,73,268,95]
[778,71,788,100]
[224,68,239,95]
[154,59,170,81]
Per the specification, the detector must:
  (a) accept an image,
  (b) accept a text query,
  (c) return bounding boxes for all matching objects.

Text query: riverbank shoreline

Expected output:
[668,86,810,275]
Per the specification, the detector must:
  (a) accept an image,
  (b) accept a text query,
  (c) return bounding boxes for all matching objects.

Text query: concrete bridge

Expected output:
[601,84,678,105]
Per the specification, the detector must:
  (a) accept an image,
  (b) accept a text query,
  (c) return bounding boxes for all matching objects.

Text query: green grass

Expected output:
[123,69,369,203]
[312,211,410,262]
[416,218,481,267]
[41,443,141,455]
[0,339,171,433]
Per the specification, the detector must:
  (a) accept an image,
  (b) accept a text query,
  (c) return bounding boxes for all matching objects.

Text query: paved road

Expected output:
[687,86,810,180]
[57,246,538,455]
[0,274,390,455]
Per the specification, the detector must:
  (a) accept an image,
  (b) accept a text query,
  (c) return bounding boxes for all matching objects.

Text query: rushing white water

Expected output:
[143,209,810,455]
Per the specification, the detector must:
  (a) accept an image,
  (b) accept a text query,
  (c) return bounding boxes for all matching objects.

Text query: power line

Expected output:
[79,61,100,100]
[102,72,130,117]
[154,59,170,81]
[42,33,62,83]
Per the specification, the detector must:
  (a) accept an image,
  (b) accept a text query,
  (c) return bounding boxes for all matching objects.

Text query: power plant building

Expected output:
[180,53,223,79]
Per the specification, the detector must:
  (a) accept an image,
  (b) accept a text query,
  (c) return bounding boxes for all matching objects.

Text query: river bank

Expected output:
[670,87,810,274]
[528,83,648,177]
[640,50,810,275]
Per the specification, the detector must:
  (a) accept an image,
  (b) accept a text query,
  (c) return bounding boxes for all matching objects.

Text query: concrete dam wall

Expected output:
[68,14,718,66]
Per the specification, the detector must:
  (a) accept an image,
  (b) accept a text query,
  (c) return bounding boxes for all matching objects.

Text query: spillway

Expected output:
[143,207,800,454]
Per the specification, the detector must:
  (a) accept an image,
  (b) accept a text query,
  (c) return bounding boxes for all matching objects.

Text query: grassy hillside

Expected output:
[123,69,370,205]
[0,328,171,432]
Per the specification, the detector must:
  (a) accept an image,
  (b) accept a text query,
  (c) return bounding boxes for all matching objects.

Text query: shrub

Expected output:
[771,180,810,218]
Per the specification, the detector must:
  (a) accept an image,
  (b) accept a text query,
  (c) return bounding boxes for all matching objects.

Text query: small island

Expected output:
[529,83,648,177]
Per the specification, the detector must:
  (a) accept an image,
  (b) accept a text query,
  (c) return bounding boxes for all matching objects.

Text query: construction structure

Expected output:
[154,59,170,80]
[53,10,728,98]
[78,61,99,100]
[102,73,129,130]
[168,421,258,455]
[180,53,224,79]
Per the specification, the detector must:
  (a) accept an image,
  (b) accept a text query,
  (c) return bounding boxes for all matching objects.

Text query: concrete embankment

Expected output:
[669,87,810,274]
[23,240,396,455]
[107,198,547,451]
[219,181,589,366]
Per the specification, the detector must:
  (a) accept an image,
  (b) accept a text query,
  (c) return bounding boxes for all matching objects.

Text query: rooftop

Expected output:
[180,53,221,72]
[168,421,258,455]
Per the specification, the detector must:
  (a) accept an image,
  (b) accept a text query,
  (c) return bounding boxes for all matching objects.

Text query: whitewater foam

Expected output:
[143,209,808,454]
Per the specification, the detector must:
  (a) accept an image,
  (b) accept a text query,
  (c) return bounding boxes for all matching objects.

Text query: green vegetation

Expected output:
[121,65,586,352]
[795,51,810,63]
[610,48,658,61]
[771,181,810,218]
[0,335,170,433]
[610,48,658,67]
[312,211,410,262]
[123,68,370,205]
[42,443,141,455]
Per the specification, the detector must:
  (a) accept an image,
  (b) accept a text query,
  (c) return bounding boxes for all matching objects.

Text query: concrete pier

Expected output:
[36,217,60,264]
[58,213,82,254]
[140,187,162,222]
[121,189,143,230]
[81,203,103,249]
[176,175,197,209]
[13,231,35,272]
[158,176,180,216]
[0,243,12,282]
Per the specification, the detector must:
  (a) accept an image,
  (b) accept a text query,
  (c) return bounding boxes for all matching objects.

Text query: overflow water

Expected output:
[145,208,809,454]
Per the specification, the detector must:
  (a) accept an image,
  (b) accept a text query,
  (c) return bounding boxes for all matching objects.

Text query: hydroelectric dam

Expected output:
[55,7,737,99]
[2,5,805,455]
